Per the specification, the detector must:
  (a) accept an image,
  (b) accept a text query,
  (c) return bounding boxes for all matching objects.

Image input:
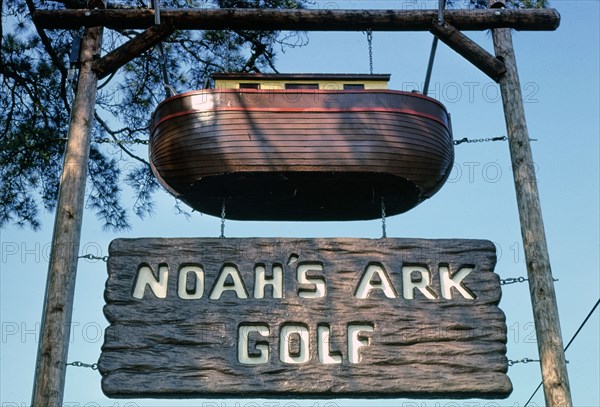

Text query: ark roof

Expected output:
[212,72,391,81]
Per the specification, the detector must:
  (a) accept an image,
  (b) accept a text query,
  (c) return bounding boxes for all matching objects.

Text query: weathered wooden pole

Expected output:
[489,2,572,406]
[32,8,561,31]
[30,23,103,407]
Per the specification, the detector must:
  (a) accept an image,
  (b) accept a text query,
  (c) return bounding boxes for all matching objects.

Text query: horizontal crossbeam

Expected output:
[33,8,560,31]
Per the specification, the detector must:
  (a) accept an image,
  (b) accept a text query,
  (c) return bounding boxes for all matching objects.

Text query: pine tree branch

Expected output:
[1,66,38,112]
[0,78,17,142]
[0,0,4,51]
[94,112,150,166]
[233,30,275,72]
[4,0,311,229]
[179,40,226,71]
[25,0,71,114]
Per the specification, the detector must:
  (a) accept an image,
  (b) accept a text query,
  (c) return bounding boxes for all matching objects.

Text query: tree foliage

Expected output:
[1,0,547,231]
[469,0,549,9]
[1,0,308,230]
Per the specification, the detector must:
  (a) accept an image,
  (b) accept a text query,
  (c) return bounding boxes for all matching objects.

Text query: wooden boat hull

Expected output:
[149,89,454,220]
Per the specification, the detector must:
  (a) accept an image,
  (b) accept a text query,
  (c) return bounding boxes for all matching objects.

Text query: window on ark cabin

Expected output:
[343,84,365,90]
[285,83,319,90]
[239,83,260,89]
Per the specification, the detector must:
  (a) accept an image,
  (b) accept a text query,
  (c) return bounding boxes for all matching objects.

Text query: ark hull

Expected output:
[149,89,454,221]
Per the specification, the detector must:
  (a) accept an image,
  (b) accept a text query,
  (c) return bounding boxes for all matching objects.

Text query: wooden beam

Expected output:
[94,22,174,79]
[32,8,560,31]
[489,2,573,406]
[431,21,505,82]
[30,24,103,407]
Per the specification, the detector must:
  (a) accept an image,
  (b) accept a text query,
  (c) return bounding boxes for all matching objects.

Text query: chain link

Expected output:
[500,276,528,285]
[66,361,98,370]
[367,29,373,75]
[381,197,387,238]
[508,358,540,367]
[501,276,558,286]
[508,358,567,367]
[219,200,226,239]
[55,137,148,145]
[454,136,538,146]
[454,136,508,145]
[78,254,108,262]
[94,137,148,145]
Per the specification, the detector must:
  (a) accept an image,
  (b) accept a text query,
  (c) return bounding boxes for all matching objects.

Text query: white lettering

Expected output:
[130,260,478,302]
[402,266,437,300]
[280,325,310,364]
[355,264,396,299]
[238,325,269,364]
[348,324,374,364]
[254,264,283,299]
[317,325,342,364]
[178,265,204,299]
[440,266,476,299]
[209,265,248,299]
[297,263,326,298]
[132,265,169,299]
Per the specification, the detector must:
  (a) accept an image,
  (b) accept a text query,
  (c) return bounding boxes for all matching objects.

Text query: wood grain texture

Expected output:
[32,8,560,31]
[148,90,454,221]
[31,25,103,407]
[430,21,506,82]
[99,238,511,399]
[490,10,572,407]
[93,22,174,79]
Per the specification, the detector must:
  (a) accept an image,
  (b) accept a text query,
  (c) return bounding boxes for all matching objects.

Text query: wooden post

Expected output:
[489,2,572,406]
[30,24,103,407]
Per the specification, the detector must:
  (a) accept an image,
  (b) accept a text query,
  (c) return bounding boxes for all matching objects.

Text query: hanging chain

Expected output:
[508,358,540,367]
[454,136,537,146]
[219,200,226,238]
[381,197,387,238]
[454,136,507,145]
[78,254,108,262]
[501,276,558,286]
[55,137,148,145]
[95,137,149,145]
[508,358,567,367]
[500,276,527,285]
[66,361,98,370]
[367,29,373,75]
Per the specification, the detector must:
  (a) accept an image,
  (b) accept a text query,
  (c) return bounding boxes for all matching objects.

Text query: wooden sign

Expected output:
[99,238,512,399]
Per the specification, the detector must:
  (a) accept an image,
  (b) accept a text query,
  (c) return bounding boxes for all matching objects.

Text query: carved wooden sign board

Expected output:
[99,238,512,399]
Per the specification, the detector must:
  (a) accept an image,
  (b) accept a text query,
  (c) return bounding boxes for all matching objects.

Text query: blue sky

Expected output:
[1,1,599,406]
